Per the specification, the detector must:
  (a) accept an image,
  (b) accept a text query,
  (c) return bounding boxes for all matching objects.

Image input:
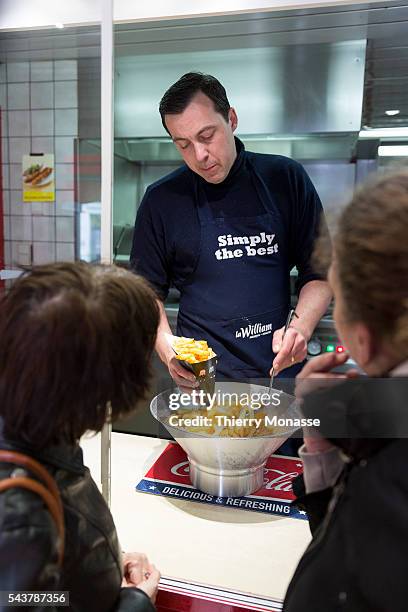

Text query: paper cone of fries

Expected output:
[166,334,218,396]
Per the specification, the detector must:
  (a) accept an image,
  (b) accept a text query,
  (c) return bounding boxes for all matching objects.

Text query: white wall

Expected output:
[0,1,102,30]
[0,0,386,30]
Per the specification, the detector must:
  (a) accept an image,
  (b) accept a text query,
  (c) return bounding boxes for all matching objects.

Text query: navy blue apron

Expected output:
[176,154,303,382]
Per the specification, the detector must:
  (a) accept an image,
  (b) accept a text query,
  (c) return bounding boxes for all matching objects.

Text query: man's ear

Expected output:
[229,107,238,132]
[353,322,376,368]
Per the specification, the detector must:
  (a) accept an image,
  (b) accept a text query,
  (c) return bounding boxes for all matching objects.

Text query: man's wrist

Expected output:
[156,337,174,366]
[289,321,312,343]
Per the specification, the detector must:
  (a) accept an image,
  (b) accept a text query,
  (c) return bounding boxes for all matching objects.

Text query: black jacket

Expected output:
[283,377,408,612]
[0,429,155,612]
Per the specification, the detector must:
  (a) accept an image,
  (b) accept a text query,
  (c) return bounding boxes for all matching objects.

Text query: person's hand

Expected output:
[167,355,198,392]
[295,351,359,453]
[295,350,359,399]
[270,326,308,375]
[122,552,160,603]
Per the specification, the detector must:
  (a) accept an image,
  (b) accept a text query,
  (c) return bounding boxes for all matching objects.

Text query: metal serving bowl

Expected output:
[150,381,300,497]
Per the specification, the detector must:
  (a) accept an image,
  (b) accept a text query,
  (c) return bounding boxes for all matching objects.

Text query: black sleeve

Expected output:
[115,588,156,612]
[0,525,155,612]
[292,473,333,535]
[289,163,328,294]
[0,507,61,612]
[130,188,171,301]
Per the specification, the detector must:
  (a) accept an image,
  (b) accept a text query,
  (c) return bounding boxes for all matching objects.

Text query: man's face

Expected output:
[165,92,238,184]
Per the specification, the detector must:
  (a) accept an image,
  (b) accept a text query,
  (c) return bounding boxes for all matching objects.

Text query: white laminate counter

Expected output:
[80,432,310,603]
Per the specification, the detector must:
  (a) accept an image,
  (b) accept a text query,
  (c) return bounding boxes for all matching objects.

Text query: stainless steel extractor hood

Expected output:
[111,40,366,161]
[113,133,358,162]
[114,41,366,140]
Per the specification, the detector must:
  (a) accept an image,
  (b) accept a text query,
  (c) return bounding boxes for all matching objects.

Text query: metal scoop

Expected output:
[269,308,298,393]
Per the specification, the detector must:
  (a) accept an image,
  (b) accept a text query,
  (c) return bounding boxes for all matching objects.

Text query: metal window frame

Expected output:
[100,0,114,505]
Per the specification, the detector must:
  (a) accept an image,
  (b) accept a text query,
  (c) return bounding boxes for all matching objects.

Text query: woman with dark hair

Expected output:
[283,170,408,611]
[0,262,160,611]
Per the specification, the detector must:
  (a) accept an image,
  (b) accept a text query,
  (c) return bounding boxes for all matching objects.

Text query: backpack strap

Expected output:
[0,450,65,567]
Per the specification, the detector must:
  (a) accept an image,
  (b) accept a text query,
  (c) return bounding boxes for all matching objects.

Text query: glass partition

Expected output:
[0,25,102,293]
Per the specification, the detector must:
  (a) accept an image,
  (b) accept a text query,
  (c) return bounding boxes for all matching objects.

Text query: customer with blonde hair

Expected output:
[284,170,408,611]
[0,262,160,611]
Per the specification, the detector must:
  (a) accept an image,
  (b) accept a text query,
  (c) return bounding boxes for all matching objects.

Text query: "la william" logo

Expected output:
[236,322,273,339]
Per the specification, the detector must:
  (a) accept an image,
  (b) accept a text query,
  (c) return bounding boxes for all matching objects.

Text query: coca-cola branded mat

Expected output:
[136,443,306,520]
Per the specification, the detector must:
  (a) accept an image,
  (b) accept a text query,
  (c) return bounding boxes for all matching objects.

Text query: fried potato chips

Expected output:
[173,337,216,364]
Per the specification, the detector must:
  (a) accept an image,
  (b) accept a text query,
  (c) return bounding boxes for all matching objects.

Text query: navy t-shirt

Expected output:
[130,138,324,300]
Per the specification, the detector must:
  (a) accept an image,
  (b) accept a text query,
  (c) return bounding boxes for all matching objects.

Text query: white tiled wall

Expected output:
[1,60,78,268]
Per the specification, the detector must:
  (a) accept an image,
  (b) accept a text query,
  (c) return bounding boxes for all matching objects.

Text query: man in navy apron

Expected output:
[131,73,332,392]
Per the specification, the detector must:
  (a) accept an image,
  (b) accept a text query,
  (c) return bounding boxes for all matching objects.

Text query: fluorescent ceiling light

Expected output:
[359,128,408,138]
[385,110,400,116]
[378,145,408,157]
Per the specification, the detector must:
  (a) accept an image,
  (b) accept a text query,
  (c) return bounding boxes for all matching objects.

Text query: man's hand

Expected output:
[154,301,198,391]
[270,279,332,375]
[122,552,160,603]
[167,355,198,392]
[270,326,307,374]
[295,351,359,453]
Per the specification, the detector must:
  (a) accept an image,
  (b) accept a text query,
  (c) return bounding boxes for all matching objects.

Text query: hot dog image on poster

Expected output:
[22,153,55,202]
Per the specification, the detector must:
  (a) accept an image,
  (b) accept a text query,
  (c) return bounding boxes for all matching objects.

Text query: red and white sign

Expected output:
[137,443,306,520]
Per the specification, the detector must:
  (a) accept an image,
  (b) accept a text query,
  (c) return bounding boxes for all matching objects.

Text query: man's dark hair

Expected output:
[159,72,230,133]
[0,262,159,449]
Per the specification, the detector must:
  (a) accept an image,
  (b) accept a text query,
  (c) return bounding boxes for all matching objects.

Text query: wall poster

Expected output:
[22,153,55,202]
